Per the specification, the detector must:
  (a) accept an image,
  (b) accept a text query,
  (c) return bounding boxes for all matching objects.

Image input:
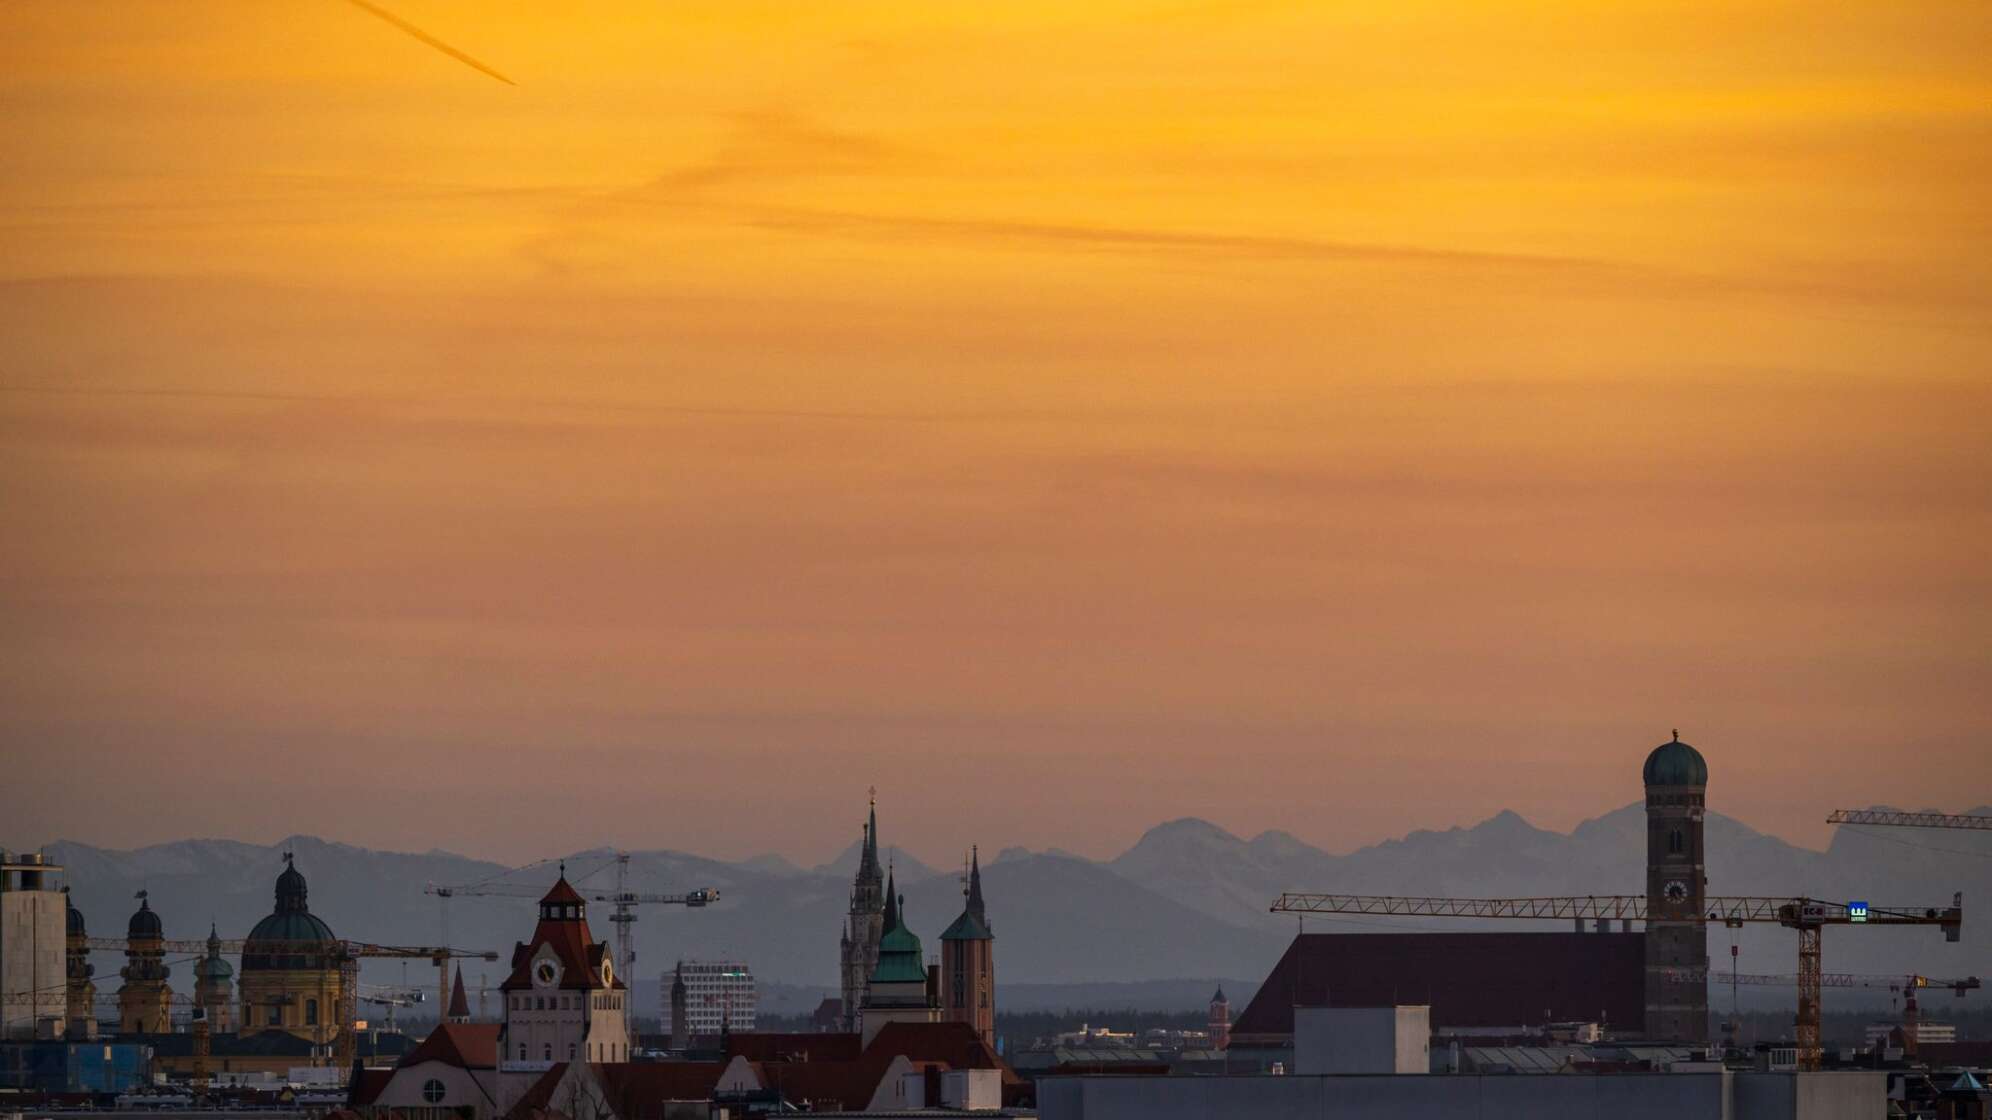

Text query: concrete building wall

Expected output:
[1,881,67,1039]
[1733,1071,1886,1120]
[1040,1070,1880,1120]
[1293,1006,1429,1075]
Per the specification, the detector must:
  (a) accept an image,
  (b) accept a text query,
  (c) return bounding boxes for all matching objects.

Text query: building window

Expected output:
[568,1043,576,1060]
[305,999,318,1026]
[268,1006,282,1026]
[543,1043,553,1061]
[1669,829,1683,855]
[422,1079,446,1104]
[518,1044,526,1061]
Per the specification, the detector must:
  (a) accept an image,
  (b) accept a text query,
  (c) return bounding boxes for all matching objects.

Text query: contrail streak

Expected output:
[344,0,517,86]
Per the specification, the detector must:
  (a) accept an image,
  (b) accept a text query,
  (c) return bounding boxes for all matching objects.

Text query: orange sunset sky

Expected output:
[2,1,1987,865]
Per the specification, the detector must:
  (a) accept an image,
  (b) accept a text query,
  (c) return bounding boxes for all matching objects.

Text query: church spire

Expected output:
[882,867,899,933]
[966,846,985,923]
[857,788,882,884]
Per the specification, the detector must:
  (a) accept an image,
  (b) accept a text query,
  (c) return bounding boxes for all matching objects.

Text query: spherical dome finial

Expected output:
[1643,732,1708,787]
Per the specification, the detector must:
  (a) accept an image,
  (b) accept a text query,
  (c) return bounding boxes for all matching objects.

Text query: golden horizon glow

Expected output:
[1,1,1987,863]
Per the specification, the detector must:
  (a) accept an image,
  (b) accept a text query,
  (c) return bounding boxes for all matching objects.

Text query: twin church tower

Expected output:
[837,794,995,1047]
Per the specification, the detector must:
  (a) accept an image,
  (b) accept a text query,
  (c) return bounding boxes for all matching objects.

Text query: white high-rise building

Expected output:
[0,851,66,1041]
[666,960,756,1038]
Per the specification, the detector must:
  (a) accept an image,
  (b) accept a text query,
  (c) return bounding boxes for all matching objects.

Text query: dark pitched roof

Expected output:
[348,1069,393,1107]
[593,1062,727,1117]
[447,967,470,1019]
[1232,932,1646,1039]
[862,1020,1019,1087]
[501,916,621,993]
[724,1031,862,1064]
[400,1022,501,1070]
[541,877,587,907]
[502,1063,569,1120]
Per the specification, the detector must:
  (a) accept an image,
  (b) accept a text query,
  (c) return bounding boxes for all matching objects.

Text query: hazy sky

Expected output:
[2,1,1987,868]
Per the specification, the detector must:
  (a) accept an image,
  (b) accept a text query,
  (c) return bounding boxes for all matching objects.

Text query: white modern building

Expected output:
[1294,1005,1430,1075]
[1865,1020,1956,1047]
[0,851,66,1040]
[667,960,756,1037]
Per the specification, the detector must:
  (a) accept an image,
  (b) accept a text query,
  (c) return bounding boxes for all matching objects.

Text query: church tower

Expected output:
[669,962,688,1050]
[194,923,237,1035]
[839,792,886,1031]
[859,870,940,1046]
[446,966,471,1024]
[1207,987,1231,1050]
[64,891,97,1041]
[939,847,994,1048]
[116,893,172,1036]
[499,872,628,1069]
[1643,731,1710,1043]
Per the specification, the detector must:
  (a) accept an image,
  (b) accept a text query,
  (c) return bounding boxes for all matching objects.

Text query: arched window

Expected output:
[305,999,318,1026]
[518,1044,526,1061]
[568,1043,576,1060]
[543,1043,553,1061]
[1668,829,1683,855]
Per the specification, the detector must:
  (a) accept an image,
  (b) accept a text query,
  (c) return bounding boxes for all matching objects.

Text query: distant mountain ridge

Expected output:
[22,802,1989,1001]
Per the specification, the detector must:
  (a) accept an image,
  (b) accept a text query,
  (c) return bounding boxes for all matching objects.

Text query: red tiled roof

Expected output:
[541,877,587,907]
[724,1032,862,1064]
[1231,932,1646,1039]
[861,1020,1020,1087]
[593,1062,727,1118]
[400,1022,501,1070]
[348,1069,393,1107]
[501,917,622,992]
[447,968,470,1019]
[501,1063,569,1120]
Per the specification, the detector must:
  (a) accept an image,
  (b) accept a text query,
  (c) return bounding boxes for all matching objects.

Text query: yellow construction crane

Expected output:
[1663,968,1981,1059]
[1269,892,1963,1071]
[1827,809,1992,830]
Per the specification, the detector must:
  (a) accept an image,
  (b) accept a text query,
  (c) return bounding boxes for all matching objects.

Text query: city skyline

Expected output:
[3,2,1989,866]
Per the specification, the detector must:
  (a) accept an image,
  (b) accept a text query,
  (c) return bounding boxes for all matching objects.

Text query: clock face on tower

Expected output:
[1664,879,1689,904]
[534,959,560,988]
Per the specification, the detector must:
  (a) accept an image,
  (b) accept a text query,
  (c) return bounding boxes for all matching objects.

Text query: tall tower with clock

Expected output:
[498,871,628,1078]
[1643,731,1710,1043]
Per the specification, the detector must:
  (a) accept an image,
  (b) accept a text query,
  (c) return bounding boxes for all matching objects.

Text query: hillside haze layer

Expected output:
[30,803,1988,1005]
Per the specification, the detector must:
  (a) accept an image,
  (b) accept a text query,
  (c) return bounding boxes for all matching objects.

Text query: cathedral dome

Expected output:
[66,891,85,937]
[128,895,162,939]
[242,857,338,971]
[1643,733,1708,787]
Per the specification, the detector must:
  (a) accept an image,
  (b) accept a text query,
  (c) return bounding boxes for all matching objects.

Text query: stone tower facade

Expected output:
[116,893,173,1036]
[839,795,886,1032]
[64,891,97,1040]
[1642,731,1710,1043]
[939,847,994,1048]
[499,874,628,1068]
[194,924,237,1035]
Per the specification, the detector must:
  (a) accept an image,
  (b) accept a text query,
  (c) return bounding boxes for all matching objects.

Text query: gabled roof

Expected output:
[502,1062,569,1120]
[1232,931,1645,1039]
[940,908,992,942]
[348,1068,393,1108]
[400,1022,501,1070]
[861,1020,1020,1088]
[592,1062,728,1117]
[501,918,621,992]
